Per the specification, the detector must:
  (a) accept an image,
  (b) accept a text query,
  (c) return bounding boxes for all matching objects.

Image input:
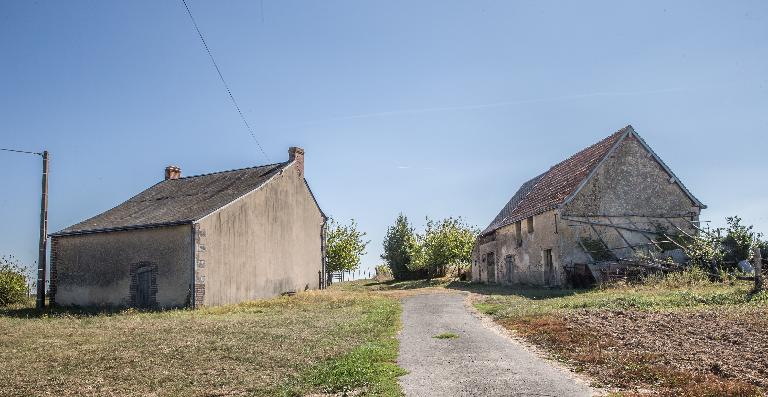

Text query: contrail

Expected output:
[278,87,684,128]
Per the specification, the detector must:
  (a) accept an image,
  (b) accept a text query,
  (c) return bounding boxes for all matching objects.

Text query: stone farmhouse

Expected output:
[50,147,326,308]
[472,126,706,286]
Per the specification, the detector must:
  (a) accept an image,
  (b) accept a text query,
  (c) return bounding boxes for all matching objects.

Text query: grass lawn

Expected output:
[0,290,405,397]
[460,275,768,397]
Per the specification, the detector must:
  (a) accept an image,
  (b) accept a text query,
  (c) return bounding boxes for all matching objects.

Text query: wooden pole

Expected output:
[36,151,49,310]
[754,246,763,292]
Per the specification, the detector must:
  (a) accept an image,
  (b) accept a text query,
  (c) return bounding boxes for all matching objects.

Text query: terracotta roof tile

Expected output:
[482,126,631,234]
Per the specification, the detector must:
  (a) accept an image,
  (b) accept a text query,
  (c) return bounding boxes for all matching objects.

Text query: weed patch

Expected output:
[432,332,459,339]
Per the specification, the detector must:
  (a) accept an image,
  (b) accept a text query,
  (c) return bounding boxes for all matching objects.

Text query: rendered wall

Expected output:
[195,162,324,306]
[50,225,193,308]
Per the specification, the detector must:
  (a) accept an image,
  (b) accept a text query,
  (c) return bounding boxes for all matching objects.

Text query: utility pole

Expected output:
[0,147,49,309]
[36,151,49,310]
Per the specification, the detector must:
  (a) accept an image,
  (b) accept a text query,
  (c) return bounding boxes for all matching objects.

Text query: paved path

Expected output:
[397,292,594,397]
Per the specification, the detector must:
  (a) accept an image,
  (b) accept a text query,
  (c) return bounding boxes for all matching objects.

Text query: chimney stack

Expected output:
[165,165,181,180]
[288,147,304,176]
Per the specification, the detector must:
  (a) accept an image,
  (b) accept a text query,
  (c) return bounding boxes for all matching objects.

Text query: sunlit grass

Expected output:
[0,290,405,397]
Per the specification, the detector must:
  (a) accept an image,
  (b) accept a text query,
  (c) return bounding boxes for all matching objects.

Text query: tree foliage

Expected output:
[381,214,416,280]
[0,255,29,306]
[721,216,760,264]
[325,218,369,273]
[407,217,478,277]
[668,216,763,271]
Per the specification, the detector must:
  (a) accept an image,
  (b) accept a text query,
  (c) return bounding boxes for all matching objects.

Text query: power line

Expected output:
[180,0,270,162]
[0,148,42,156]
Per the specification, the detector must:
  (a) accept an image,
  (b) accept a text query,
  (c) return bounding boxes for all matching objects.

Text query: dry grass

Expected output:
[0,290,404,397]
[468,276,768,396]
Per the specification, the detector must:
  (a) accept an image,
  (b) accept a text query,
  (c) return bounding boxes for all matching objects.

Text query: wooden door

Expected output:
[137,269,151,308]
[486,252,496,283]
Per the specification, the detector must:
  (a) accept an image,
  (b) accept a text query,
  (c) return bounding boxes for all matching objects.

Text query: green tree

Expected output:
[325,218,370,273]
[408,217,478,278]
[381,214,416,280]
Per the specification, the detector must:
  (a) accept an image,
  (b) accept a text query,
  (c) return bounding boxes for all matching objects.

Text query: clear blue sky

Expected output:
[1,1,766,276]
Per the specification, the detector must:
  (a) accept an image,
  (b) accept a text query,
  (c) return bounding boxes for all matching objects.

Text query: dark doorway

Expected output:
[543,249,554,286]
[505,255,515,284]
[130,262,157,309]
[486,252,496,283]
[136,268,152,308]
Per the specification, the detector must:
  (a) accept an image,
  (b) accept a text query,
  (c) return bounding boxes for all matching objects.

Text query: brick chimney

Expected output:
[288,147,304,176]
[165,165,181,180]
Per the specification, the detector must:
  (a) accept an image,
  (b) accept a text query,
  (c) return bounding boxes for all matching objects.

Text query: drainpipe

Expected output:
[190,224,197,307]
[321,217,328,289]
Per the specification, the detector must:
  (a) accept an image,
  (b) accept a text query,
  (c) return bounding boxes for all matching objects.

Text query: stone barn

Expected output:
[472,125,706,286]
[50,147,326,308]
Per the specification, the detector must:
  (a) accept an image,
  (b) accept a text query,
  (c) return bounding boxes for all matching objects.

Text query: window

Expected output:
[527,217,534,234]
[515,221,522,247]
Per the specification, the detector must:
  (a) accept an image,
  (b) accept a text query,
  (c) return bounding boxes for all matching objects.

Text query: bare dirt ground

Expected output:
[566,307,768,390]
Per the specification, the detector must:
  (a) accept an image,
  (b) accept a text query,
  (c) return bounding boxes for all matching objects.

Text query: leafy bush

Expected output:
[0,256,30,306]
[373,264,392,281]
[721,216,760,264]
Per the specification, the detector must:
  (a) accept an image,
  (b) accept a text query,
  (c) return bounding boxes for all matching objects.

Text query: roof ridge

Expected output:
[480,125,634,235]
[173,161,288,180]
[544,125,632,172]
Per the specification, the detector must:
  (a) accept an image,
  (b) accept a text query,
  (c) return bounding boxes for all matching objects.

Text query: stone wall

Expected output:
[473,209,564,286]
[473,133,702,287]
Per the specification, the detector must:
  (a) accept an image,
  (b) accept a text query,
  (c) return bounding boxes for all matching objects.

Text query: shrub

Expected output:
[721,216,760,265]
[0,256,30,306]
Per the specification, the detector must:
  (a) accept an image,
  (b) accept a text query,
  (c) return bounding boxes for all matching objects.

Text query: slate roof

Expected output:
[52,162,289,236]
[480,125,704,236]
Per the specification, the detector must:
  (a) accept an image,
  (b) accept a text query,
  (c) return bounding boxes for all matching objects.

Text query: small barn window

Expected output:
[515,221,522,247]
[526,217,534,234]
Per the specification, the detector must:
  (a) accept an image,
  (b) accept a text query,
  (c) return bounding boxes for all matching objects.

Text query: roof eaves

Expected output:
[49,220,193,237]
[303,178,327,220]
[628,129,707,209]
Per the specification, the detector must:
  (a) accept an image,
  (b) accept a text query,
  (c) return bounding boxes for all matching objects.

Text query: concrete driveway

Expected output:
[397,292,595,397]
